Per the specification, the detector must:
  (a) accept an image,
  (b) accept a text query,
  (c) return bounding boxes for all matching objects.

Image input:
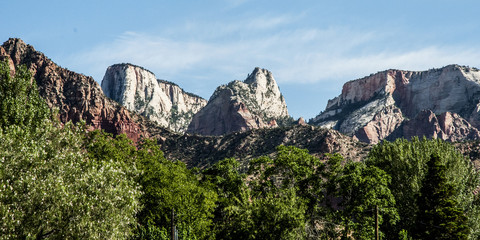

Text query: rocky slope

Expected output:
[1,38,366,168]
[101,63,207,132]
[161,124,369,168]
[7,38,480,169]
[187,67,291,136]
[0,38,167,142]
[311,65,480,143]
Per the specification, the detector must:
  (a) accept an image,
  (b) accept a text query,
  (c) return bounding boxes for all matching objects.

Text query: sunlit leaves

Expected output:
[0,61,140,239]
[0,122,141,239]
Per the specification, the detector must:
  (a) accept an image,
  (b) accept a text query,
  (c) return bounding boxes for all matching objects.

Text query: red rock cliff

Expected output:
[2,38,147,141]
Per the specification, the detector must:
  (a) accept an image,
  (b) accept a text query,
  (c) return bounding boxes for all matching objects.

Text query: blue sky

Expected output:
[2,0,480,120]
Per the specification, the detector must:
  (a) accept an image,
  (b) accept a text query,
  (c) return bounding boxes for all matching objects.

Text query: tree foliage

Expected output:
[337,162,398,240]
[367,138,480,239]
[135,140,217,240]
[0,61,140,239]
[0,123,141,239]
[416,153,470,239]
[0,61,50,130]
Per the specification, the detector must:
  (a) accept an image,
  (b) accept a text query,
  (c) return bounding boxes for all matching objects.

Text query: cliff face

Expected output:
[101,64,207,132]
[187,67,290,136]
[1,38,158,142]
[311,65,480,143]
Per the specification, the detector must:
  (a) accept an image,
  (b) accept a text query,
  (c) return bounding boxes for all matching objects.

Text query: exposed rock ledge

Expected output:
[311,65,480,143]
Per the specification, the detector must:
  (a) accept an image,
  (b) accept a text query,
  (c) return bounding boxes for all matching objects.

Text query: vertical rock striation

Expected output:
[1,38,148,141]
[101,64,207,132]
[311,65,480,143]
[187,67,291,136]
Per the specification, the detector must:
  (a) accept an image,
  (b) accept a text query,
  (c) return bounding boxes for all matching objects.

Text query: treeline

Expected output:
[0,61,479,239]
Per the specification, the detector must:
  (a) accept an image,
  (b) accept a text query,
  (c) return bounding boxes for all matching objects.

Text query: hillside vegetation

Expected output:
[1,60,480,239]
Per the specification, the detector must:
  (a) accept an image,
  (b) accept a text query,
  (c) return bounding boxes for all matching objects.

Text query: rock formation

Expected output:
[311,65,480,143]
[101,63,206,132]
[0,46,15,76]
[1,38,163,142]
[10,37,480,169]
[162,124,369,168]
[402,110,480,142]
[6,38,355,168]
[187,67,291,136]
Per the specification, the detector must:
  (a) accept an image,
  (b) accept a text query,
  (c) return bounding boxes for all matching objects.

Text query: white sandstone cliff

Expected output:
[187,67,291,136]
[311,65,480,143]
[101,63,207,132]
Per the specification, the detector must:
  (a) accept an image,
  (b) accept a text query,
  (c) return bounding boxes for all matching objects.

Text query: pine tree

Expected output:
[416,153,470,239]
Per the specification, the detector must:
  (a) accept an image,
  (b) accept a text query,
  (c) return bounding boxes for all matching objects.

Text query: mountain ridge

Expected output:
[1,38,367,168]
[5,37,480,168]
[101,63,207,132]
[311,64,480,143]
[1,38,151,142]
[187,67,291,136]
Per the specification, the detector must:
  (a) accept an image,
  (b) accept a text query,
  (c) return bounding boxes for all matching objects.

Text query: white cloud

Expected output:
[276,46,480,84]
[70,18,480,88]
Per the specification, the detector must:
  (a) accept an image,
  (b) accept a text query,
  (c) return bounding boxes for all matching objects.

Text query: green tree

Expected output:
[337,162,398,240]
[248,146,324,217]
[136,140,217,240]
[214,181,306,240]
[314,153,346,239]
[201,158,249,239]
[0,60,50,130]
[0,61,140,239]
[0,122,141,239]
[85,130,217,240]
[250,188,307,240]
[366,138,480,238]
[246,146,326,239]
[415,154,470,239]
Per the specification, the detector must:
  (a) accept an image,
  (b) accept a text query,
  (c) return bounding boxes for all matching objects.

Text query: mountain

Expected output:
[101,63,207,132]
[310,65,480,143]
[1,38,365,168]
[6,38,480,168]
[162,124,369,168]
[187,67,291,136]
[0,38,172,142]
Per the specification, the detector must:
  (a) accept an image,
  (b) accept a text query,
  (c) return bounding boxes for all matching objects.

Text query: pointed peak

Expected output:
[2,38,30,54]
[244,67,274,85]
[3,38,27,47]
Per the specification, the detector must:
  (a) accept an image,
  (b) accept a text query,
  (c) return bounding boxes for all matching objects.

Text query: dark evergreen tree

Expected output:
[367,138,480,239]
[416,154,470,240]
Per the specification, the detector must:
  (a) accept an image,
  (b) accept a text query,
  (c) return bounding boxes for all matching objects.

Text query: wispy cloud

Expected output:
[70,16,480,88]
[276,46,480,84]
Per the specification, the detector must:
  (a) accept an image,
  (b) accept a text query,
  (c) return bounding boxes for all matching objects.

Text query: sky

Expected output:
[2,0,480,120]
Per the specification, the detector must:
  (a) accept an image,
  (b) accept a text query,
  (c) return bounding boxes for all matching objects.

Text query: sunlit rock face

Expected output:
[2,38,149,142]
[311,65,480,143]
[101,63,207,132]
[187,67,291,136]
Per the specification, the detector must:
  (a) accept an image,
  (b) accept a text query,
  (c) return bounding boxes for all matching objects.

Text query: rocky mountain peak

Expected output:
[311,65,480,143]
[2,38,29,65]
[101,63,207,132]
[244,67,274,88]
[187,67,291,136]
[1,39,150,142]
